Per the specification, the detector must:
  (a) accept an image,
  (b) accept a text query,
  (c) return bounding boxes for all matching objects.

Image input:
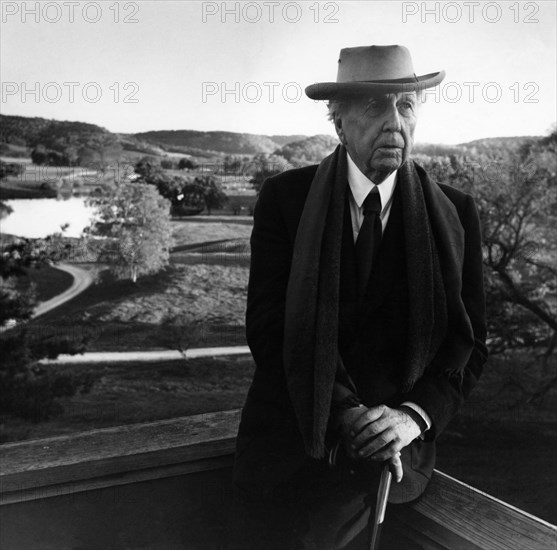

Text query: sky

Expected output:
[1,0,556,144]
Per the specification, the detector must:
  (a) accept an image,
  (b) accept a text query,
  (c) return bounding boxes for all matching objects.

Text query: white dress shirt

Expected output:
[345,152,432,433]
[346,152,397,242]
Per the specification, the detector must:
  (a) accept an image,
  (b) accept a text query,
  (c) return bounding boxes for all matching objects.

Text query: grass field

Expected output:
[28,263,249,351]
[0,354,255,444]
[15,266,74,302]
[0,162,109,199]
[0,157,142,199]
[171,218,253,245]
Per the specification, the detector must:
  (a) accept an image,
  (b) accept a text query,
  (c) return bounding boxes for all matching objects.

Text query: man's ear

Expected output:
[334,115,346,145]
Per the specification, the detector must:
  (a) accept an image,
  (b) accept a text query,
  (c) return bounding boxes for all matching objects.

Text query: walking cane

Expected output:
[369,462,392,550]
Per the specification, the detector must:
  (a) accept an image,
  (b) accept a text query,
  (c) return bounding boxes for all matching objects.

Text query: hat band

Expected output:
[342,74,422,85]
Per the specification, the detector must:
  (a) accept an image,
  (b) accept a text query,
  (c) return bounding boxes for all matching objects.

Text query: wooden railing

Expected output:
[1,409,555,549]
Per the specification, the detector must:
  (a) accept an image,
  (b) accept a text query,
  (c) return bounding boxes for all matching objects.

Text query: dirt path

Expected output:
[39,345,251,364]
[33,264,95,318]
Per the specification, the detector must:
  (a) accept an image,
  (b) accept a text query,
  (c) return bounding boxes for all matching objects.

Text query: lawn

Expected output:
[171,218,253,246]
[16,265,74,302]
[0,355,255,444]
[0,157,133,199]
[27,263,249,351]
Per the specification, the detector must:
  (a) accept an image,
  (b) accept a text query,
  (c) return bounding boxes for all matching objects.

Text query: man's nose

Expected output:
[382,103,402,132]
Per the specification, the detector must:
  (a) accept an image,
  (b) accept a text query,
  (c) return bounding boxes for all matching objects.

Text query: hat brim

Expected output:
[305,71,445,100]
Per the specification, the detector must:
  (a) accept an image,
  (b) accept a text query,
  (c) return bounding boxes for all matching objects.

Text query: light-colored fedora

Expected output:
[305,45,445,100]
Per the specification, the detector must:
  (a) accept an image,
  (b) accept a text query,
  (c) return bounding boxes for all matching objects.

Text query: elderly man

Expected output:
[226,45,487,549]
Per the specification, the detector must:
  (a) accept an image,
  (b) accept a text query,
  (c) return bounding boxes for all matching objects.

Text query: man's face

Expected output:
[335,92,418,183]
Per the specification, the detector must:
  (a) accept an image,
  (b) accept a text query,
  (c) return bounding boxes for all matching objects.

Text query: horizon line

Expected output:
[0,111,550,147]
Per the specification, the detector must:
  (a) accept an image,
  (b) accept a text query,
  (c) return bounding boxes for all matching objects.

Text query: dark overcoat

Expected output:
[233,162,488,504]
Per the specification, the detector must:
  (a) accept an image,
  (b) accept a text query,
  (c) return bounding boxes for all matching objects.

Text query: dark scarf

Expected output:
[283,145,475,458]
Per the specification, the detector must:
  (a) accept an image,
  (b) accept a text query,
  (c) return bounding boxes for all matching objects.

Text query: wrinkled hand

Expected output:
[340,405,422,482]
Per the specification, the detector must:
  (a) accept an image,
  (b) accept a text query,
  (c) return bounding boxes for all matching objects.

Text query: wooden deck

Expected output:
[1,409,555,549]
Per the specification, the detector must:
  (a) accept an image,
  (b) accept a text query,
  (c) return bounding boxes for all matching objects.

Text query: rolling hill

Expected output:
[131,130,308,155]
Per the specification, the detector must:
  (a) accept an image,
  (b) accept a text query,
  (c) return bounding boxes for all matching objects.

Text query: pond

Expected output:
[1,198,96,239]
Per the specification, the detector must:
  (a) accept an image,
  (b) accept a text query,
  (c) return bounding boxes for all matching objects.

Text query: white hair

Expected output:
[326,100,345,123]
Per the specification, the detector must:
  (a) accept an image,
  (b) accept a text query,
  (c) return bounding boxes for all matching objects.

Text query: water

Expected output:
[1,198,96,239]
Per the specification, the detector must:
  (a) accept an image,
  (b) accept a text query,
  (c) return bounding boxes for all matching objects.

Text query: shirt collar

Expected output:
[346,151,397,211]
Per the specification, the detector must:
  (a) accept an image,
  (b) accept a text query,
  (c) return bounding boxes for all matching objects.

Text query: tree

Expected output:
[178,157,198,171]
[0,159,24,179]
[134,157,163,181]
[30,145,48,165]
[248,154,290,194]
[0,201,13,219]
[174,176,228,215]
[199,176,228,213]
[223,155,242,174]
[78,132,122,170]
[416,131,557,359]
[0,234,91,422]
[88,182,173,283]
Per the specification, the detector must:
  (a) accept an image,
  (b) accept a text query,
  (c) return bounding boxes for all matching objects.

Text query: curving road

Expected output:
[31,255,252,365]
[33,264,95,318]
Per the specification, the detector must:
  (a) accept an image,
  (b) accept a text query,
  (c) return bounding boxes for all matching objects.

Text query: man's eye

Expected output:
[365,100,385,113]
[398,102,414,111]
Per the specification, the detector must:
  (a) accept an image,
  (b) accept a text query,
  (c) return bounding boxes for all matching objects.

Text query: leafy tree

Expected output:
[30,146,70,167]
[248,154,290,194]
[31,145,48,165]
[223,155,242,174]
[133,157,190,208]
[160,158,174,170]
[417,131,557,360]
[0,160,24,179]
[135,158,228,215]
[0,201,13,219]
[174,176,228,214]
[154,311,228,358]
[88,182,173,283]
[200,176,228,213]
[134,156,160,178]
[77,132,122,169]
[0,235,91,423]
[274,134,338,166]
[178,157,198,171]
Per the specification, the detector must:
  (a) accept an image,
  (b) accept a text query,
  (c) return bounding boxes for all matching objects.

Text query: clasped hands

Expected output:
[336,404,422,483]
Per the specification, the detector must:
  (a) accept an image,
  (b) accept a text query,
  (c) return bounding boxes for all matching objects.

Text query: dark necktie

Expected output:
[355,186,382,298]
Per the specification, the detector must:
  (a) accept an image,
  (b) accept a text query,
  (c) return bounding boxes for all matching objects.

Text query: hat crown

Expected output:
[337,45,415,83]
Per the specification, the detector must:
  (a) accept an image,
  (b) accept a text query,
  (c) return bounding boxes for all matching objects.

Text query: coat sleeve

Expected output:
[404,194,488,440]
[245,178,293,410]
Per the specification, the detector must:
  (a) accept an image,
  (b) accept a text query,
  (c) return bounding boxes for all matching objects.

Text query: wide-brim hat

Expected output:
[305,45,445,100]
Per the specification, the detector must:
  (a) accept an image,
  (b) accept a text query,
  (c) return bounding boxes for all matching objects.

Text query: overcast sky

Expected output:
[1,0,555,144]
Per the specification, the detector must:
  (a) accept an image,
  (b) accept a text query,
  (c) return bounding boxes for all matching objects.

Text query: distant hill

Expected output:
[0,113,546,163]
[274,134,339,165]
[0,114,312,159]
[131,130,310,155]
[268,134,307,147]
[0,114,109,148]
[457,136,543,155]
[458,136,542,148]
